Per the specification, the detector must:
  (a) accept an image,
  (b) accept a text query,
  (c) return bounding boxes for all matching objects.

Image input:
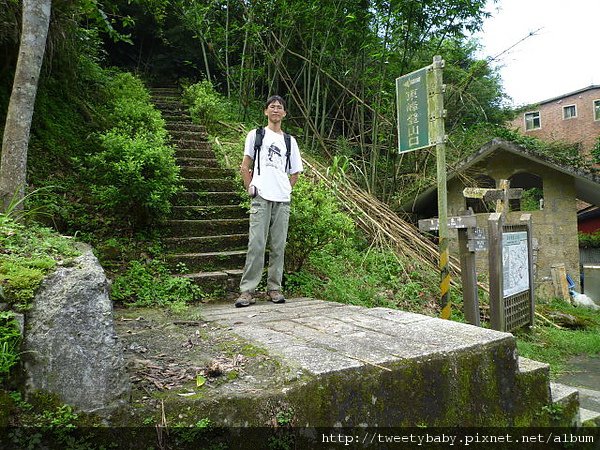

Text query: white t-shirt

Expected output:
[244,127,303,202]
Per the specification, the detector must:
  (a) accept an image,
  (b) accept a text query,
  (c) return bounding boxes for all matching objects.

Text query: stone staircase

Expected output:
[577,387,600,426]
[555,355,600,427]
[149,87,247,298]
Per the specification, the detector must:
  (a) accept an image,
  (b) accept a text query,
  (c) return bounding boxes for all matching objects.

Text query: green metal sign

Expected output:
[396,66,432,153]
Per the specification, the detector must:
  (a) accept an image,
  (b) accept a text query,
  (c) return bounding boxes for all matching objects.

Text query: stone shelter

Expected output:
[403,138,600,299]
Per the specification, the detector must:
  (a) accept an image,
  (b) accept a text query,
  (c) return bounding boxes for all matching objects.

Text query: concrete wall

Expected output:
[509,87,600,157]
[447,150,580,299]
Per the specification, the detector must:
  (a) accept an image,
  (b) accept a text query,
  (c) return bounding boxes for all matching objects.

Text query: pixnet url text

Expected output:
[322,432,594,446]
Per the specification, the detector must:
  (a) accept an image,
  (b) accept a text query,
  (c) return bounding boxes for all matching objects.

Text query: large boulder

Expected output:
[22,245,130,416]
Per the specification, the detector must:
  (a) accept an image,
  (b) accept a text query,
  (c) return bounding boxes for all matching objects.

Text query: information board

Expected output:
[502,231,530,297]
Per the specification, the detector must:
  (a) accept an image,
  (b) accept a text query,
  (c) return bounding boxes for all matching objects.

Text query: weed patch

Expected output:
[0,312,21,382]
[0,215,79,310]
[111,259,204,308]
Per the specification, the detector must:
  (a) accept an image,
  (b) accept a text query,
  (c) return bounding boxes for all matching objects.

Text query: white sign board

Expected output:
[502,231,530,297]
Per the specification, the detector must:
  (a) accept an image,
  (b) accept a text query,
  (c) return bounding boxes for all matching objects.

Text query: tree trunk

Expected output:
[0,0,51,213]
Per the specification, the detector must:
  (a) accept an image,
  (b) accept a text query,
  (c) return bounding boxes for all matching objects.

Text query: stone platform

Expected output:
[196,298,575,427]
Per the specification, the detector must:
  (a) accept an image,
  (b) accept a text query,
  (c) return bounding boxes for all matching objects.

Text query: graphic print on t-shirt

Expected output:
[266,142,284,169]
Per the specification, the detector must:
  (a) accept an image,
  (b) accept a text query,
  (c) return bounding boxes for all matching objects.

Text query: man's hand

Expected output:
[240,155,254,189]
[290,172,300,188]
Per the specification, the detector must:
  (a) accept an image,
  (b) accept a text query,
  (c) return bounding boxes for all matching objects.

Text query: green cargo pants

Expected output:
[239,195,290,293]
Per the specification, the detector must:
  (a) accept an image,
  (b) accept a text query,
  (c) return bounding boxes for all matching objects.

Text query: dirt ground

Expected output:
[112,304,298,424]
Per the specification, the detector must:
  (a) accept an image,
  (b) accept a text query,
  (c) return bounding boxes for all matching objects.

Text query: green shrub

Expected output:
[0,312,21,383]
[23,70,181,234]
[579,230,600,248]
[284,180,440,312]
[519,187,543,211]
[102,72,166,136]
[111,260,203,307]
[87,130,181,226]
[84,72,181,228]
[286,179,355,272]
[182,80,232,131]
[592,136,600,163]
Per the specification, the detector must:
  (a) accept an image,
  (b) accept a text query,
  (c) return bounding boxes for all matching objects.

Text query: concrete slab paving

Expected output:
[201,297,515,376]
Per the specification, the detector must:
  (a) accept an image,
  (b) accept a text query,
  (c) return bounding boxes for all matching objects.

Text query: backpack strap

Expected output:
[253,127,265,175]
[283,132,291,173]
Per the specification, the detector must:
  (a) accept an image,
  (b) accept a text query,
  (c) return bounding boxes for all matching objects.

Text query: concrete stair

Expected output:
[517,359,600,428]
[150,87,247,297]
[552,355,600,428]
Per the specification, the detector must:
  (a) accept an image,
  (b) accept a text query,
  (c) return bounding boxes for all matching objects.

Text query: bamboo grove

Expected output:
[103,0,510,206]
[1,0,511,209]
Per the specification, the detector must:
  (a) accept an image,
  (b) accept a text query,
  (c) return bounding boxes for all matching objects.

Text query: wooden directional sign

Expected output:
[462,187,523,201]
[418,215,477,232]
[467,227,487,252]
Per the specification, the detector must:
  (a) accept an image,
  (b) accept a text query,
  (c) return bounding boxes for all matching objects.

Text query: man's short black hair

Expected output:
[265,95,286,110]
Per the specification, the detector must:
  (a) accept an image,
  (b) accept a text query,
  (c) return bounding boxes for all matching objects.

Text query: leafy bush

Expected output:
[100,72,166,135]
[284,179,440,312]
[286,179,355,272]
[0,312,21,383]
[87,130,180,226]
[111,260,203,307]
[84,72,181,228]
[579,231,600,248]
[520,187,543,211]
[23,69,181,234]
[182,80,232,132]
[593,136,600,163]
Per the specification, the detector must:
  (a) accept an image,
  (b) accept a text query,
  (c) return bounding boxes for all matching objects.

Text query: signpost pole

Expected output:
[488,212,504,331]
[521,213,536,328]
[396,55,450,319]
[458,227,480,326]
[431,55,450,319]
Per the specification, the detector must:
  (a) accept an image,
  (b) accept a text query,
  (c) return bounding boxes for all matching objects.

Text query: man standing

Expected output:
[235,95,303,307]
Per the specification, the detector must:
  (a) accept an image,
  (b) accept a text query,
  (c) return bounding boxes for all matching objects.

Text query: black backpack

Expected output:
[253,127,291,175]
